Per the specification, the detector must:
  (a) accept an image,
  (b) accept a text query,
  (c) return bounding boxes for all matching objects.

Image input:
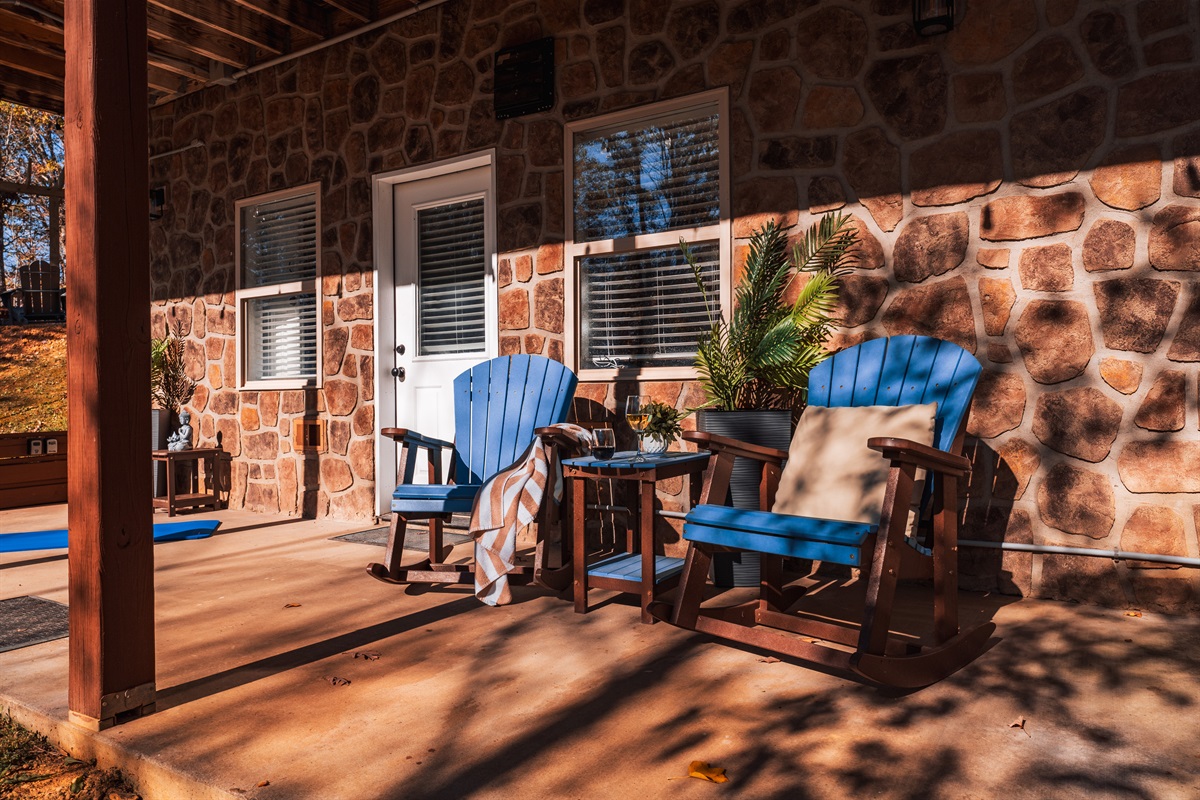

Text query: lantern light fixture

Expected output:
[149,186,166,221]
[913,0,954,36]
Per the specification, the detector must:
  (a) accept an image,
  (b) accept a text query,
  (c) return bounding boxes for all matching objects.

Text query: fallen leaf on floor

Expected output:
[758,656,781,663]
[283,603,302,608]
[1125,611,1142,618]
[257,780,271,787]
[69,774,85,793]
[1010,717,1031,737]
[688,761,729,783]
[323,676,351,686]
[353,650,381,661]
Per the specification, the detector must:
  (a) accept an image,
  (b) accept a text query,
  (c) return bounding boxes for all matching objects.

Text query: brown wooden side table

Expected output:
[562,451,710,623]
[152,448,224,516]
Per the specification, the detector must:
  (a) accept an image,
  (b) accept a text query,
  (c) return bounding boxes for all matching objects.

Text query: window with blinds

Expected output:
[573,112,720,243]
[568,95,726,373]
[580,243,719,368]
[241,191,318,288]
[246,294,318,380]
[417,199,486,356]
[236,185,321,386]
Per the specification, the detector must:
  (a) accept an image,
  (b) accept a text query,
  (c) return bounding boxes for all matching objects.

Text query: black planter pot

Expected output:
[696,409,794,586]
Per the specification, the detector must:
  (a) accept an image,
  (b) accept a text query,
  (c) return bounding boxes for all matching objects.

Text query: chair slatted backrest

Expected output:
[452,355,578,485]
[807,336,981,453]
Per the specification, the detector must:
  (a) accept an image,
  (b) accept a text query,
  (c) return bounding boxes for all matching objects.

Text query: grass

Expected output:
[0,324,66,434]
[0,714,138,799]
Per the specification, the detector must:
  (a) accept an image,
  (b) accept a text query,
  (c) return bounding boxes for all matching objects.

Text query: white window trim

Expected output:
[563,87,732,382]
[234,182,323,391]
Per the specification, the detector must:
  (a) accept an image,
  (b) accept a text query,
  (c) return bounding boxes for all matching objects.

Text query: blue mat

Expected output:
[0,520,220,553]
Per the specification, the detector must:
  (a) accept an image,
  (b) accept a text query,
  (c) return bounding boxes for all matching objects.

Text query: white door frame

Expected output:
[371,150,498,517]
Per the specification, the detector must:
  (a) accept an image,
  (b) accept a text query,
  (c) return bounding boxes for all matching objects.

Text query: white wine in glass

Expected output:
[625,395,647,462]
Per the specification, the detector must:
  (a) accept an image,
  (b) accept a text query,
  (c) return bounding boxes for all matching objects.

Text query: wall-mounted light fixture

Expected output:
[913,0,954,35]
[149,186,166,221]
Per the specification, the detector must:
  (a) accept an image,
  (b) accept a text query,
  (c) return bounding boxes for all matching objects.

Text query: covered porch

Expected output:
[3,503,1199,798]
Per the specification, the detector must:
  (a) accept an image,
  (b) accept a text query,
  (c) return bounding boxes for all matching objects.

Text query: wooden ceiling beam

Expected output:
[147,10,252,68]
[0,85,63,114]
[0,7,64,49]
[322,0,372,24]
[146,0,288,54]
[147,63,186,93]
[226,0,329,37]
[0,38,63,82]
[147,41,209,81]
[1,0,61,32]
[0,64,62,114]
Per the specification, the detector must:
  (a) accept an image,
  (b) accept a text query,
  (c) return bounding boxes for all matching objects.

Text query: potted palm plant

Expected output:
[683,212,858,583]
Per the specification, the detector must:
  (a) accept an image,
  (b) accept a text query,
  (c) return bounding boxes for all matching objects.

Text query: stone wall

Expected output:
[148,0,1200,611]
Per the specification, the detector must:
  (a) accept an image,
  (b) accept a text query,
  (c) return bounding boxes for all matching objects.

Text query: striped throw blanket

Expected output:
[470,423,591,606]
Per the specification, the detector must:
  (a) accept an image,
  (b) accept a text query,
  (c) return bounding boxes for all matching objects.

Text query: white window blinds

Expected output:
[241,191,318,288]
[580,242,719,369]
[246,294,318,380]
[417,198,487,356]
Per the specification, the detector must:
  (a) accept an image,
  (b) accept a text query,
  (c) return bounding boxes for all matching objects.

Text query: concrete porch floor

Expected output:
[2,503,1199,800]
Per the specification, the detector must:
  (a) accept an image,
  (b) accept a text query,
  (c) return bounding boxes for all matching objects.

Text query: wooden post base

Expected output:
[68,682,156,731]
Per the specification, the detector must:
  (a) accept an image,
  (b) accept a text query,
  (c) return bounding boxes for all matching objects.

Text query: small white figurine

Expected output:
[167,410,193,451]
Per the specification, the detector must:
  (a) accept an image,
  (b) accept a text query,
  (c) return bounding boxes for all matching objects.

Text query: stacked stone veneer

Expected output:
[148,0,1200,611]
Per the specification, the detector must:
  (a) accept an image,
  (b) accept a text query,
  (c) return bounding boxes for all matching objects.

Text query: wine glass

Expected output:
[591,428,616,460]
[625,395,648,462]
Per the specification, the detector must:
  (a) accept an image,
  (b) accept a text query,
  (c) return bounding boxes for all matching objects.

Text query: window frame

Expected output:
[234,182,323,391]
[563,88,731,382]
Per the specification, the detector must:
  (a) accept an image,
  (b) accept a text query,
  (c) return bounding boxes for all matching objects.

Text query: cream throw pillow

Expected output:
[771,403,938,527]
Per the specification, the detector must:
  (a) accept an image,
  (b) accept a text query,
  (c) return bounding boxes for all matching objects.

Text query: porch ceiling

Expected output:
[0,0,421,114]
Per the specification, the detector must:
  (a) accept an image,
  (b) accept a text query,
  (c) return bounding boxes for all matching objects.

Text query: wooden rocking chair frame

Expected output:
[648,336,996,688]
[367,355,581,593]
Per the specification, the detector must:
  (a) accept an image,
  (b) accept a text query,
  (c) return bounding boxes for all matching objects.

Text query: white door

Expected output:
[391,165,497,481]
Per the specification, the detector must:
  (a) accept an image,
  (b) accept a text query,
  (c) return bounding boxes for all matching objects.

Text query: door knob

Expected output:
[391,366,406,380]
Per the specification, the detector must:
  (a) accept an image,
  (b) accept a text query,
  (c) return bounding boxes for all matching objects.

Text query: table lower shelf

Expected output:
[153,492,218,510]
[587,553,685,584]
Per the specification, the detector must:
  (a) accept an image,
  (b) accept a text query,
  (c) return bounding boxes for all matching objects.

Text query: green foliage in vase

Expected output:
[683,213,858,411]
[151,319,196,418]
[641,400,688,443]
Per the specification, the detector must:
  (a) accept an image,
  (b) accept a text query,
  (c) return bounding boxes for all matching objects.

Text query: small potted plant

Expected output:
[639,401,688,454]
[151,319,197,434]
[151,319,197,494]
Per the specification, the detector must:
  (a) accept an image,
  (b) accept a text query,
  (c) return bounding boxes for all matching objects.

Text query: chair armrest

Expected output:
[867,437,971,478]
[683,430,789,467]
[381,427,455,451]
[534,426,588,457]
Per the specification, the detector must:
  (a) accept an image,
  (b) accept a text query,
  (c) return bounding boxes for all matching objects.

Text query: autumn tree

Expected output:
[0,101,65,293]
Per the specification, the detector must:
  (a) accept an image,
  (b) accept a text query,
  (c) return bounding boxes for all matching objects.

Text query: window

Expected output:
[236,184,321,388]
[566,89,729,377]
[415,198,487,355]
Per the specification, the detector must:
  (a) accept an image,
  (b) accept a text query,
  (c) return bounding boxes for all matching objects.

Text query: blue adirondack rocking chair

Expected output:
[367,355,579,590]
[649,336,995,687]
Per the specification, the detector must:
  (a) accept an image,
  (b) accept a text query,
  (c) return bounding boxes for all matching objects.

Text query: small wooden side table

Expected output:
[152,448,224,516]
[562,451,710,623]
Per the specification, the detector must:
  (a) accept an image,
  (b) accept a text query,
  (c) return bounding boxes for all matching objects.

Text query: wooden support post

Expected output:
[64,0,155,731]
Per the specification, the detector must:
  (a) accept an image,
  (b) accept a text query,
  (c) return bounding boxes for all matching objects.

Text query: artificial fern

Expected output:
[151,319,196,420]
